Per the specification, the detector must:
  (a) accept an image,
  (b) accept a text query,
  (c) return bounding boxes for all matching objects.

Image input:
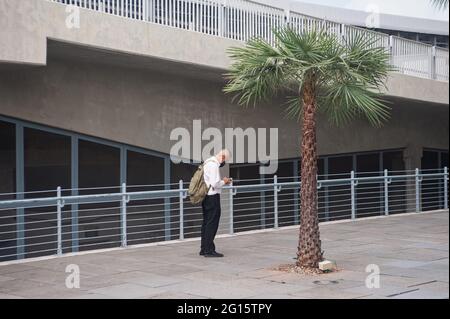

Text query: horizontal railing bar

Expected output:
[0,189,184,209]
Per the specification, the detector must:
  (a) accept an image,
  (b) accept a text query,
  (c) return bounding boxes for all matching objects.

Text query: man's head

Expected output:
[216,149,231,164]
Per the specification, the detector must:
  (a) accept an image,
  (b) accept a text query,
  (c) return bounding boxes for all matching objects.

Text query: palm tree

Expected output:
[431,0,448,10]
[224,28,392,270]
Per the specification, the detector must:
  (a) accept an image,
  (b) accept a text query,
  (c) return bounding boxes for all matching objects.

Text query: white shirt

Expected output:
[203,157,225,195]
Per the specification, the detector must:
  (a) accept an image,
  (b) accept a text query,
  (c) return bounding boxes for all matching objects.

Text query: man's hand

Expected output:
[223,177,232,185]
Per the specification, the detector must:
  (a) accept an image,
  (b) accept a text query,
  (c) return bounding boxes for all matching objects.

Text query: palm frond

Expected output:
[224,38,292,106]
[224,26,392,128]
[319,82,391,127]
[333,32,393,90]
[431,0,448,10]
[284,95,304,121]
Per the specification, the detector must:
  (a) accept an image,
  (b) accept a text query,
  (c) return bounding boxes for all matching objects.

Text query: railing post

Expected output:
[56,186,63,256]
[220,0,227,37]
[142,0,147,21]
[179,180,184,240]
[444,167,448,210]
[260,174,266,229]
[341,23,346,42]
[15,124,25,260]
[431,46,437,80]
[121,183,128,248]
[415,168,422,213]
[274,175,279,229]
[389,35,394,65]
[284,9,290,27]
[229,181,234,235]
[351,171,357,220]
[384,169,390,216]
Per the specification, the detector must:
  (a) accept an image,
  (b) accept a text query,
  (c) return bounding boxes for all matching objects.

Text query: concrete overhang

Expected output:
[384,73,449,106]
[1,0,448,105]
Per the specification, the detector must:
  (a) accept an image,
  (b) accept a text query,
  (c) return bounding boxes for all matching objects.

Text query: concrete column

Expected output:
[403,146,423,213]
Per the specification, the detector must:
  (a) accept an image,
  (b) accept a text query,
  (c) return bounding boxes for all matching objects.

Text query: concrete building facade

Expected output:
[0,0,448,260]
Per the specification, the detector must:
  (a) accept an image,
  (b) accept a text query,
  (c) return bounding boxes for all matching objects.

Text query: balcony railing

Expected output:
[50,0,449,82]
[0,168,448,263]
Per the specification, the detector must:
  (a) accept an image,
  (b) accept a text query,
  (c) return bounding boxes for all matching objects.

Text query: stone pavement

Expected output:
[0,211,448,299]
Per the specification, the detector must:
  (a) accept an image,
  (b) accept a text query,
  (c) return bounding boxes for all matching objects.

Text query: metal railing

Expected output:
[0,168,448,263]
[390,36,435,79]
[50,0,449,82]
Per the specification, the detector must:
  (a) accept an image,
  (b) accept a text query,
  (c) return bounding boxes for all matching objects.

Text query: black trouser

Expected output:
[201,194,221,254]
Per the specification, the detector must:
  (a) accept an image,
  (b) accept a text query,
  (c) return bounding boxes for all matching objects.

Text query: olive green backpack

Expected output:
[188,160,213,205]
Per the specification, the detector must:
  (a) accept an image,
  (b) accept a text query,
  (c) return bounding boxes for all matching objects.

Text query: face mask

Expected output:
[220,162,226,168]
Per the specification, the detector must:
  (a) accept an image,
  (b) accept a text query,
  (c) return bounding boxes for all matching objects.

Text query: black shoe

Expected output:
[199,251,206,256]
[204,251,224,258]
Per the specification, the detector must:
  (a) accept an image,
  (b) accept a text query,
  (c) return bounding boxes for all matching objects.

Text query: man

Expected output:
[200,150,232,258]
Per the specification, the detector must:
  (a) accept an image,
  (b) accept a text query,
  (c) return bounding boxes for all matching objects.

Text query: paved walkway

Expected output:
[0,211,448,299]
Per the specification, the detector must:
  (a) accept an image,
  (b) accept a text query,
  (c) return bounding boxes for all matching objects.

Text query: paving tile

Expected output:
[0,264,38,275]
[0,275,14,282]
[148,292,206,299]
[112,270,184,288]
[68,293,114,299]
[0,292,24,299]
[0,211,447,299]
[89,283,165,299]
[163,281,258,299]
[389,289,448,299]
[0,278,49,294]
[6,283,84,299]
[4,268,69,286]
[73,274,128,291]
[288,286,371,299]
[382,260,431,269]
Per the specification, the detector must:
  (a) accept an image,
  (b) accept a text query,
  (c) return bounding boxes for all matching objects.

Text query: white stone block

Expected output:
[319,260,337,271]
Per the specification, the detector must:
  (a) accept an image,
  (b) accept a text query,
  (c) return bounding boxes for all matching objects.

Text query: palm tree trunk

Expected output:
[297,80,323,269]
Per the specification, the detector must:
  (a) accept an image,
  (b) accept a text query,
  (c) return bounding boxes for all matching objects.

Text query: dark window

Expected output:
[327,156,353,221]
[383,151,406,215]
[263,161,295,229]
[24,128,71,258]
[0,121,16,261]
[356,153,380,174]
[171,162,199,240]
[231,164,265,232]
[127,151,166,245]
[24,128,71,192]
[398,31,419,41]
[418,33,434,46]
[442,153,449,168]
[127,151,164,187]
[435,35,449,48]
[356,153,382,217]
[328,156,353,177]
[318,158,325,176]
[171,162,198,185]
[0,121,15,195]
[78,140,121,251]
[422,150,449,211]
[383,151,405,171]
[422,150,439,170]
[79,140,120,189]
